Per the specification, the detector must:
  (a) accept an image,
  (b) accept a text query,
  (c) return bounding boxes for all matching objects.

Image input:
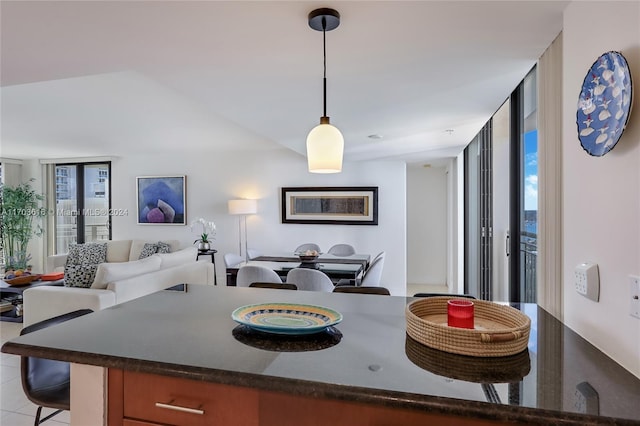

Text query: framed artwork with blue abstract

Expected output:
[577,51,633,157]
[136,175,186,225]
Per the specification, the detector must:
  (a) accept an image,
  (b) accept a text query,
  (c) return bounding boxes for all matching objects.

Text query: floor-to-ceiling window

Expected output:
[54,162,111,253]
[520,69,538,303]
[465,67,537,303]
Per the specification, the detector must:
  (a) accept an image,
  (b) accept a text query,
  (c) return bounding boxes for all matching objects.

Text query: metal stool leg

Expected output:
[35,406,63,425]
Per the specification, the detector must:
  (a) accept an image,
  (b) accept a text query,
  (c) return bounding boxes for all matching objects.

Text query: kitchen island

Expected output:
[2,285,639,425]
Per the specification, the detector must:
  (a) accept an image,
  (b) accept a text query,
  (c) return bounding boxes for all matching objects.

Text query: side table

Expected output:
[0,278,65,322]
[196,249,218,286]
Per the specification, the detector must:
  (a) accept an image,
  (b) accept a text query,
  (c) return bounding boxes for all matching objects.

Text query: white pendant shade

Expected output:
[306,123,344,173]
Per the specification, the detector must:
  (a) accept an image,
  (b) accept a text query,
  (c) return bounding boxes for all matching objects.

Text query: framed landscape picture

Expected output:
[136,175,186,225]
[281,187,378,225]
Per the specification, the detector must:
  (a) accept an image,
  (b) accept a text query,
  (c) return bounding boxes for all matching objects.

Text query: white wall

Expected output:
[407,164,447,286]
[562,1,640,378]
[110,149,408,295]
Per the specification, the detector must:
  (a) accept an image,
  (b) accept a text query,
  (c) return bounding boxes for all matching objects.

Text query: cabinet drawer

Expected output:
[123,371,259,426]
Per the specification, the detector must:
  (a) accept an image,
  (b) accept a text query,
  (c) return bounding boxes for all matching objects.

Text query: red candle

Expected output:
[447,299,474,329]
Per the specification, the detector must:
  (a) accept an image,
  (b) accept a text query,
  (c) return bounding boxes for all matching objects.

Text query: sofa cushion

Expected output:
[64,242,107,288]
[153,247,197,269]
[105,240,133,263]
[91,256,162,289]
[107,261,215,305]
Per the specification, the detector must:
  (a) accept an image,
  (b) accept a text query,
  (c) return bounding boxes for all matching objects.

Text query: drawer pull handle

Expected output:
[155,400,204,415]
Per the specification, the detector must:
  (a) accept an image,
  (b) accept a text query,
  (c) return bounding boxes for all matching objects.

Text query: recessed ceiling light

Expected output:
[368,134,383,140]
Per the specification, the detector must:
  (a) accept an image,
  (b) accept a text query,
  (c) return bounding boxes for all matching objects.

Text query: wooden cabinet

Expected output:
[110,370,258,425]
[108,369,521,426]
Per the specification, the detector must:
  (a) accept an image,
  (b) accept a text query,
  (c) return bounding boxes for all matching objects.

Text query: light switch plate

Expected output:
[575,263,599,302]
[630,275,640,319]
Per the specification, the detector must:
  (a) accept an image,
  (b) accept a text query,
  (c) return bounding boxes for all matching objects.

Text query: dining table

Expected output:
[226,259,365,286]
[253,253,370,268]
[226,252,371,286]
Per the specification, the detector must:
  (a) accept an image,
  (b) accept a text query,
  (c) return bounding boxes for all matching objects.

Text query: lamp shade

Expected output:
[228,199,257,215]
[306,123,344,173]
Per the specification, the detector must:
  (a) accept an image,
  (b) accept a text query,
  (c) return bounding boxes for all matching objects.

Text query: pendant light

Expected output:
[306,8,343,173]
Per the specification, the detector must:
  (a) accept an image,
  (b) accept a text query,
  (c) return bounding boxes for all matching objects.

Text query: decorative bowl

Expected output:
[4,274,42,286]
[297,254,320,263]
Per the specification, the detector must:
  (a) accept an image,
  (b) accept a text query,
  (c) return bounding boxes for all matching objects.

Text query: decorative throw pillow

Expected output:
[64,242,107,287]
[138,241,173,259]
[138,243,159,260]
[64,264,100,288]
[156,241,171,254]
[65,242,108,266]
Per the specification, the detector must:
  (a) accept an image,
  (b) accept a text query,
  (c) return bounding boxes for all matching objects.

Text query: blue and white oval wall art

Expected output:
[577,51,633,157]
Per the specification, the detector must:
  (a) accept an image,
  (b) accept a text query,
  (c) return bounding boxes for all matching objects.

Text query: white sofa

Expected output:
[24,240,215,326]
[46,239,183,272]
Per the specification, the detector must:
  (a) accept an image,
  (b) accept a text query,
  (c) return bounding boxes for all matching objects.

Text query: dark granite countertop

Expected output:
[3,285,639,425]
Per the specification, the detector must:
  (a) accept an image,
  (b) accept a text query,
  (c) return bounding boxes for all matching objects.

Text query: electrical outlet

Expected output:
[630,275,640,319]
[575,263,599,302]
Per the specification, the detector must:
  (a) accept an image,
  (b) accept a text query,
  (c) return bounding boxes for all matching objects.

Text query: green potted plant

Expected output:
[0,179,46,273]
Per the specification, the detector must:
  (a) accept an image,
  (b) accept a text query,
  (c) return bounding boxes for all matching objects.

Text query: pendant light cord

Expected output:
[322,16,327,118]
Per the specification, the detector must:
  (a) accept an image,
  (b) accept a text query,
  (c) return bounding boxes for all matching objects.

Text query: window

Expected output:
[465,67,537,303]
[53,162,111,253]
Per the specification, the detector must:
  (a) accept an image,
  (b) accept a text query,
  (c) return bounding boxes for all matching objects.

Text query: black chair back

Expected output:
[334,286,390,295]
[20,309,93,424]
[413,293,476,299]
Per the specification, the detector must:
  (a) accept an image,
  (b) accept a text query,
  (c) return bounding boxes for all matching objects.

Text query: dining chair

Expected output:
[359,254,385,287]
[333,286,390,295]
[286,268,334,292]
[371,251,386,266]
[249,282,298,290]
[294,243,321,253]
[236,265,282,287]
[246,248,262,260]
[224,253,244,268]
[327,244,356,256]
[20,309,94,425]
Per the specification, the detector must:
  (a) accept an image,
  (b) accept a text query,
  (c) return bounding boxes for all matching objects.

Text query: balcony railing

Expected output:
[56,224,109,254]
[520,231,537,303]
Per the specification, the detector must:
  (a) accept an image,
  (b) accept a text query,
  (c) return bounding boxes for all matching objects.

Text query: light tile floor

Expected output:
[1,321,70,425]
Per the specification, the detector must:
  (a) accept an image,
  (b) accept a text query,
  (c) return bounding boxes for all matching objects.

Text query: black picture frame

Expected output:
[281,187,378,225]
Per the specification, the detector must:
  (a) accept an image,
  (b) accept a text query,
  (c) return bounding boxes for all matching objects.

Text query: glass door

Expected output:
[492,100,511,301]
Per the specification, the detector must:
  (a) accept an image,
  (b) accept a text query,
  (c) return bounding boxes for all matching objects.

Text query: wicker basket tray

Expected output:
[405,297,531,357]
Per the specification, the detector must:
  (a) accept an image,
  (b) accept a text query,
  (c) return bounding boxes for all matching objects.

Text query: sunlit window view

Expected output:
[55,163,110,254]
[521,69,538,302]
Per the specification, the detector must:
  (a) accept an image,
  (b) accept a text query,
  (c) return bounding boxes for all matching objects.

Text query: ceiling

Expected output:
[0,1,567,165]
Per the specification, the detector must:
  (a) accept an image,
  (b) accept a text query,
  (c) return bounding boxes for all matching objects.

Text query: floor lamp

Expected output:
[228,199,257,262]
